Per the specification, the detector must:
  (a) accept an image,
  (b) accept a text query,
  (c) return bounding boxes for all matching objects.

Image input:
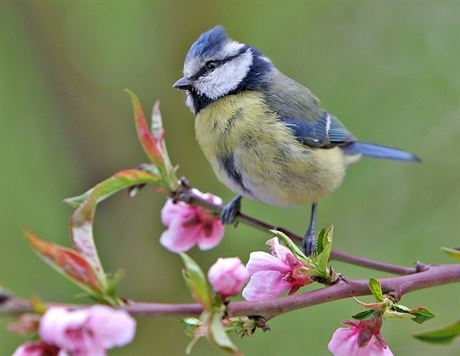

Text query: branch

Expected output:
[2,264,458,319]
[174,184,417,275]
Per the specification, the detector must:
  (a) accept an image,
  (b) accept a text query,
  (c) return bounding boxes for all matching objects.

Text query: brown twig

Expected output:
[1,264,458,319]
[175,184,417,275]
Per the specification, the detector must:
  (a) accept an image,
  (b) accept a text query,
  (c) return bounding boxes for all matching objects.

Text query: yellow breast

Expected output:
[195,91,347,207]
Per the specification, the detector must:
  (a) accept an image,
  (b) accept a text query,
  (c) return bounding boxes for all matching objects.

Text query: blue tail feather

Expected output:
[343,142,420,162]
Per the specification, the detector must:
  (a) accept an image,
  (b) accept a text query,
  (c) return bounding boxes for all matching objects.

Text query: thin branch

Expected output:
[2,264,458,319]
[175,184,417,275]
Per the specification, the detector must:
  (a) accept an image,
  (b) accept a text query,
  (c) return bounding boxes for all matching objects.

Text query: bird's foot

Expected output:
[302,231,316,256]
[220,195,242,225]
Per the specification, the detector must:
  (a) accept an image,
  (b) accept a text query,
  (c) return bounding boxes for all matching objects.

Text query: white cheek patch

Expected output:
[185,92,196,114]
[195,50,253,99]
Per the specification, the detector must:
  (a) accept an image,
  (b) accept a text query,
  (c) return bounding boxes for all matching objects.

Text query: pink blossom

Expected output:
[160,189,224,252]
[208,257,250,297]
[12,341,60,356]
[39,305,136,356]
[242,237,313,301]
[328,318,393,356]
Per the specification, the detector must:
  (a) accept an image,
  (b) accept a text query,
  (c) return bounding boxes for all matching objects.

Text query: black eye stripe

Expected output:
[191,46,249,80]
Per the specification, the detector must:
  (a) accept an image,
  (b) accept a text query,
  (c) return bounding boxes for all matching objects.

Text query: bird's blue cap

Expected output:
[186,26,230,60]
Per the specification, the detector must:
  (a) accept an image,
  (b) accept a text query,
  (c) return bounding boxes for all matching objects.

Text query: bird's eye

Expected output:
[205,61,218,71]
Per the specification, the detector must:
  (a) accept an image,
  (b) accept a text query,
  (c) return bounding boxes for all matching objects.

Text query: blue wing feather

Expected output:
[343,142,420,162]
[280,111,356,148]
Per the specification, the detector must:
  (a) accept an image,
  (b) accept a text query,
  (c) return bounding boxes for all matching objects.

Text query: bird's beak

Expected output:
[173,77,193,90]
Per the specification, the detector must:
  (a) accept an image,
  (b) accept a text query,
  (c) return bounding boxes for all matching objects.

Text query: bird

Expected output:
[173,26,419,255]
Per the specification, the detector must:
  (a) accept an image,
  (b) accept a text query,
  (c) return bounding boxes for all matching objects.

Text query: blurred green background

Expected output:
[1,0,459,355]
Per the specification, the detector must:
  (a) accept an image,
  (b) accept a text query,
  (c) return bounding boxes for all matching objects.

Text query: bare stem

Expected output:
[175,184,416,275]
[1,264,458,319]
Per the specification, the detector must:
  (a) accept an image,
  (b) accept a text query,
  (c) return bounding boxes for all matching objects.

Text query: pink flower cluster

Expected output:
[242,237,313,301]
[208,257,249,298]
[13,305,136,356]
[160,190,224,252]
[328,318,393,356]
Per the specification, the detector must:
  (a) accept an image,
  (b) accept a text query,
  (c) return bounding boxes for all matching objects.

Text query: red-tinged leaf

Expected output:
[70,187,105,283]
[126,89,164,166]
[65,169,162,284]
[26,231,103,292]
[151,101,164,142]
[64,169,161,208]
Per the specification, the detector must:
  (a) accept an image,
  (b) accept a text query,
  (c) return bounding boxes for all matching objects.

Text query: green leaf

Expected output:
[25,230,103,294]
[270,230,308,263]
[208,308,241,355]
[393,304,411,313]
[316,231,324,254]
[179,317,202,337]
[353,296,388,311]
[392,305,435,324]
[409,307,436,324]
[106,269,125,297]
[352,309,378,320]
[441,247,460,260]
[64,169,161,208]
[414,320,460,345]
[368,278,383,302]
[179,253,212,310]
[315,226,334,278]
[383,309,416,320]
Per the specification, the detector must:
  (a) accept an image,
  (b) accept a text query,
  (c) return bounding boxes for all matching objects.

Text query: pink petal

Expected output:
[159,220,202,253]
[208,258,249,297]
[161,200,192,226]
[196,219,225,250]
[242,270,292,301]
[328,327,393,356]
[191,189,223,205]
[246,251,291,275]
[39,307,87,348]
[12,341,59,356]
[86,305,136,349]
[267,237,295,265]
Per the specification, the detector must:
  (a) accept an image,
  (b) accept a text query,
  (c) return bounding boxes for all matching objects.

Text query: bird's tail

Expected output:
[343,142,420,162]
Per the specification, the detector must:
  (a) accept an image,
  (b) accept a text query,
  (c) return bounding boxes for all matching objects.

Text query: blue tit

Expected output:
[173,26,419,255]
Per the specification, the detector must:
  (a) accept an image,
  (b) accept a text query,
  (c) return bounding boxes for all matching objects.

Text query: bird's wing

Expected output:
[280,113,356,147]
[264,69,356,148]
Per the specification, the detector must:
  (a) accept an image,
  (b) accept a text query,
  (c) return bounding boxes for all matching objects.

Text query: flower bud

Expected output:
[208,257,250,298]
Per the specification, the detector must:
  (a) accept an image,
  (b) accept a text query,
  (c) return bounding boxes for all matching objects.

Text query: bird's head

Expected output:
[173,26,272,113]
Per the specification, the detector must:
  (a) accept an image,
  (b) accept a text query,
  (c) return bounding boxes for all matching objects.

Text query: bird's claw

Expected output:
[220,195,242,225]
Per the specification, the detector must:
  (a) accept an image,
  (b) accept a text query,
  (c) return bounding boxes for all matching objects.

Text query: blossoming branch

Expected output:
[3,92,459,356]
